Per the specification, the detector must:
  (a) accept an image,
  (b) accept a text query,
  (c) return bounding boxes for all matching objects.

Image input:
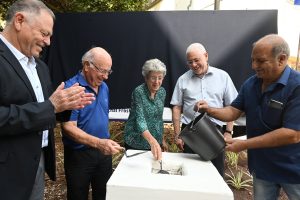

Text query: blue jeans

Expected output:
[253,173,300,200]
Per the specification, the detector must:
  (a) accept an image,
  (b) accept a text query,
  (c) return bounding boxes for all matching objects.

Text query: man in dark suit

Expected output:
[0,0,95,199]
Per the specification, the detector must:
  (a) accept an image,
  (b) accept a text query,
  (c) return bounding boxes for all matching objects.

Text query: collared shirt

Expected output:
[62,71,110,149]
[124,83,166,149]
[0,35,48,147]
[170,66,237,125]
[231,66,300,183]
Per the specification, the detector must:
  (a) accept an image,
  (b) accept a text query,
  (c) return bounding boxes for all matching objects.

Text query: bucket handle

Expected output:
[190,108,200,129]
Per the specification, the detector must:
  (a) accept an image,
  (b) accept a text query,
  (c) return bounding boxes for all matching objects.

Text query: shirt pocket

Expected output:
[262,103,284,130]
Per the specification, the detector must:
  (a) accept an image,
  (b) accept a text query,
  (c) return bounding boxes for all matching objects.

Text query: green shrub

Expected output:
[225,168,253,190]
[226,151,239,169]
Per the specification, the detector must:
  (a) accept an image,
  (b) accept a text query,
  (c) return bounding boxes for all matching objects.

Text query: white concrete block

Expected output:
[107,150,233,200]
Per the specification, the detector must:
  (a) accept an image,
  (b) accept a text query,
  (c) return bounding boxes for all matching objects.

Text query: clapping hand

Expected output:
[49,82,95,113]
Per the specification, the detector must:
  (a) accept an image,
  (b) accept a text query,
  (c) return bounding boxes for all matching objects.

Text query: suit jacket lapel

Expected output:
[0,40,37,101]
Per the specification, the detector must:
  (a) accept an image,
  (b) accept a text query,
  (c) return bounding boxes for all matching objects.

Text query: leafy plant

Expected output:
[167,143,180,153]
[112,151,124,169]
[225,151,239,169]
[225,168,253,190]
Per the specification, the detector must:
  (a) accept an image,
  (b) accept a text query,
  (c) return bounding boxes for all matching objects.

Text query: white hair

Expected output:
[186,43,207,55]
[142,58,167,77]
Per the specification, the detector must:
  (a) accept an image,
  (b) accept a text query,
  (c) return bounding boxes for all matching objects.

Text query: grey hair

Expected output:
[5,0,55,24]
[142,58,167,77]
[81,49,95,64]
[255,34,290,59]
[186,43,207,55]
[271,37,290,58]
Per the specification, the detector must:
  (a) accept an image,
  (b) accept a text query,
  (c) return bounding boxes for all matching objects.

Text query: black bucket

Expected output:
[179,112,225,161]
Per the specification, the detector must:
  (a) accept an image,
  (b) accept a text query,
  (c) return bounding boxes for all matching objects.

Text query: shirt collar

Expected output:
[276,66,291,86]
[255,66,291,85]
[77,71,89,87]
[190,65,212,78]
[77,71,103,94]
[255,65,291,93]
[0,34,35,64]
[142,83,155,100]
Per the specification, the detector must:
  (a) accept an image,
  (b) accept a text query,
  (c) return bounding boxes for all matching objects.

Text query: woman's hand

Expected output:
[142,130,162,160]
[149,139,162,160]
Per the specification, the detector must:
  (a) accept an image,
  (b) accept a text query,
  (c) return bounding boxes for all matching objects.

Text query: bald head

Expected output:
[251,34,290,83]
[186,43,207,55]
[254,34,290,59]
[82,47,112,67]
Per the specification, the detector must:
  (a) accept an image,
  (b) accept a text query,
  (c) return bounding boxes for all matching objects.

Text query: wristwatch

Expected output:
[225,130,233,135]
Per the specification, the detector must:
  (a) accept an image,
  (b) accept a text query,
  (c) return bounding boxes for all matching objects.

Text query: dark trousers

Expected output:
[181,123,225,177]
[64,146,112,200]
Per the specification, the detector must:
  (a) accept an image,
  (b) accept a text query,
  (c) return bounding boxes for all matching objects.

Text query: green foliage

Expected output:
[0,0,148,30]
[0,0,14,30]
[112,151,124,169]
[167,143,180,153]
[225,168,253,190]
[225,151,239,169]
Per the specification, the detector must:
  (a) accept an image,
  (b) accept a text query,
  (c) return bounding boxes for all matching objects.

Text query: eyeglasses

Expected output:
[187,58,201,66]
[149,76,164,82]
[89,61,113,75]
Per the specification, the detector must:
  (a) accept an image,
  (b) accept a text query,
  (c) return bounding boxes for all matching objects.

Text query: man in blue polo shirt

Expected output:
[62,47,123,200]
[194,34,300,199]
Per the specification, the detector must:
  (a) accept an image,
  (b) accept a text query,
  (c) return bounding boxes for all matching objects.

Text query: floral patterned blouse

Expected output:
[124,83,166,150]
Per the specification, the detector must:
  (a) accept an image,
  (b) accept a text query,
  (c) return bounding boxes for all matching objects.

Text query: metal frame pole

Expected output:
[214,0,220,10]
[296,33,300,71]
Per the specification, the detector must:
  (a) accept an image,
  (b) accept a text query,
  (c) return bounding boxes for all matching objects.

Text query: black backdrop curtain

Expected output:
[43,10,277,109]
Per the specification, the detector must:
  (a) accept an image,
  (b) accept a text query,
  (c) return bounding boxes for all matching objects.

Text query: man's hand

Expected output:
[225,138,247,153]
[49,82,95,113]
[194,100,209,113]
[96,139,123,155]
[224,132,233,141]
[175,137,184,151]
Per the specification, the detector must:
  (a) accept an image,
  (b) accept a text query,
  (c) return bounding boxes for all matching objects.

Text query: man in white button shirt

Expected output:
[171,43,238,177]
[0,0,95,199]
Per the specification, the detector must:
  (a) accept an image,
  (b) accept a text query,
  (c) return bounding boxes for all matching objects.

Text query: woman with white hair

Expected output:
[124,58,167,160]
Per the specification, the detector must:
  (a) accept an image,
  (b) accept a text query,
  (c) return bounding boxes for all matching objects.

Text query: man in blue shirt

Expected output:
[194,34,300,199]
[62,47,123,200]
